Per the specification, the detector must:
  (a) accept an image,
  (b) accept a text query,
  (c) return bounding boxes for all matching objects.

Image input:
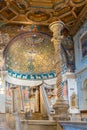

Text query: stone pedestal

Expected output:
[53,100,69,120]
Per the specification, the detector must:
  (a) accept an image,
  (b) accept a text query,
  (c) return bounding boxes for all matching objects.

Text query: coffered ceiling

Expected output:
[0,0,87,35]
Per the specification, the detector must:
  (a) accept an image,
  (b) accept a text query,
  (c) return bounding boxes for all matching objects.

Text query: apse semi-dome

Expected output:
[4,31,56,80]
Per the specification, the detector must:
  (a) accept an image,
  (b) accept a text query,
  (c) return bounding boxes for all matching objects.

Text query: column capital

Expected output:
[49,21,64,38]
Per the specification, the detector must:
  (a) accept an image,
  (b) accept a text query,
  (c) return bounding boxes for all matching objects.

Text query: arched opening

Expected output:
[80,32,87,58]
[82,79,87,110]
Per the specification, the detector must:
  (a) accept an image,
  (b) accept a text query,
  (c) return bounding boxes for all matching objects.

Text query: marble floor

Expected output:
[0,113,57,130]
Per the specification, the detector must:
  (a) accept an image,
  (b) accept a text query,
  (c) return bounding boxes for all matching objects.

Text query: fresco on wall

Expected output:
[5,82,36,113]
[61,29,75,72]
[0,83,5,113]
[0,24,51,42]
[62,80,68,101]
[5,82,12,113]
[22,86,35,112]
[60,47,67,74]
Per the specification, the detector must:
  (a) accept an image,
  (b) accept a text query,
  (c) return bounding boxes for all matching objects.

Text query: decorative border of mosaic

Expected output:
[7,69,56,80]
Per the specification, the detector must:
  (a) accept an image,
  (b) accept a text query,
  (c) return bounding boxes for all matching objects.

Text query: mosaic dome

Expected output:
[5,31,56,80]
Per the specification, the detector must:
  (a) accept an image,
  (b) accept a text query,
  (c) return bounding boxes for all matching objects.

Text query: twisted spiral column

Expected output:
[49,21,64,100]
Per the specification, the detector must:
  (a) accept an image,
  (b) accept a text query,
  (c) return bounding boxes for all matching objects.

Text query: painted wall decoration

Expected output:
[61,28,75,72]
[22,86,35,112]
[62,80,68,100]
[61,47,67,74]
[5,82,12,113]
[0,24,51,41]
[0,82,5,113]
[5,82,36,113]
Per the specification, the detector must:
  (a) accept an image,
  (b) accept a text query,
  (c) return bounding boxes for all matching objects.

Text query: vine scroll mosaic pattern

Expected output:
[5,31,56,80]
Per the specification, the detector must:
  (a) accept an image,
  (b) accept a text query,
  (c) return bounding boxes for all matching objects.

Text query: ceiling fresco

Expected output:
[4,31,56,79]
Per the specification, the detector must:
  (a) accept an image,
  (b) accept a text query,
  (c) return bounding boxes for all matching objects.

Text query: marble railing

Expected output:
[40,85,50,117]
[40,84,55,118]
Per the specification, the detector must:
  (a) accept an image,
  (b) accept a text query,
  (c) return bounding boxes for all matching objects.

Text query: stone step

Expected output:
[25,112,49,120]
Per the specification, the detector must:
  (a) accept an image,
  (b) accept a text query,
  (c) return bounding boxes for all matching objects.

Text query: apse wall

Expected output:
[2,25,56,81]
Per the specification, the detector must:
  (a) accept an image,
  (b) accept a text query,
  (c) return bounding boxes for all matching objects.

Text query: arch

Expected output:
[80,31,87,58]
[3,31,51,57]
[3,31,56,80]
[81,79,87,110]
[81,78,87,90]
[83,79,87,89]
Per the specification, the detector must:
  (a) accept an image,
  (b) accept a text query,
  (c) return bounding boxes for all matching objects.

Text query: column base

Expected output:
[53,99,69,120]
[68,107,81,121]
[69,107,80,114]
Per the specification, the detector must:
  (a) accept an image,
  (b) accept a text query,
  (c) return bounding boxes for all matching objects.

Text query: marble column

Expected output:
[19,86,24,112]
[35,87,40,112]
[49,21,63,100]
[11,85,24,112]
[11,86,18,113]
[0,48,5,77]
[49,21,69,120]
[10,86,21,130]
[0,48,5,113]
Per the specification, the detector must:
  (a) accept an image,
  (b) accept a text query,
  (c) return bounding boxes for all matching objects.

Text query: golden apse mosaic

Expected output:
[5,31,56,75]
